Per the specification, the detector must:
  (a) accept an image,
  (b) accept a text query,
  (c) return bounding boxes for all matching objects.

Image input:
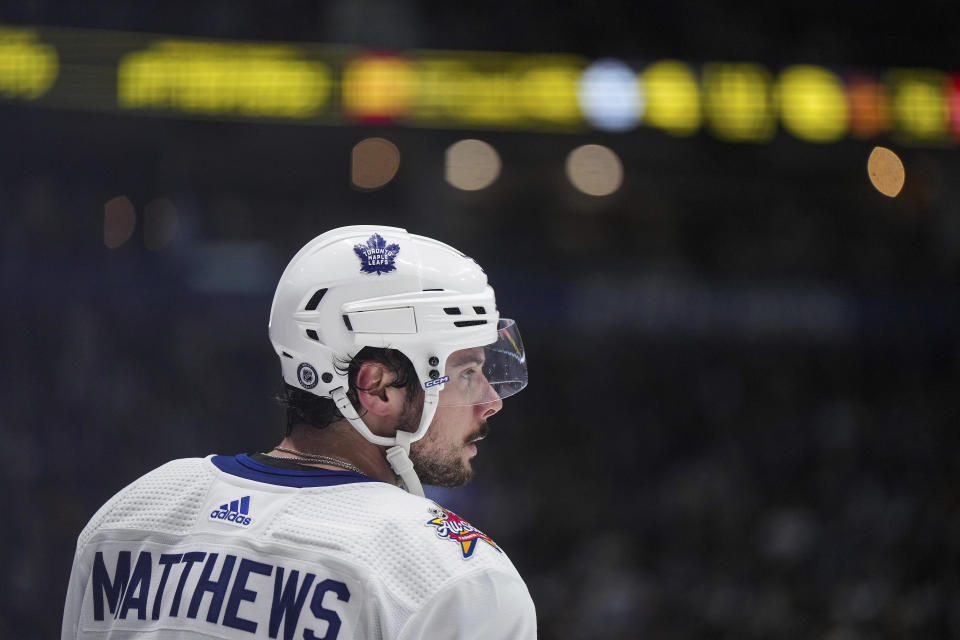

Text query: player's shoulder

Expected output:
[76,456,214,548]
[287,482,517,566]
[323,484,519,574]
[118,456,215,499]
[387,493,526,607]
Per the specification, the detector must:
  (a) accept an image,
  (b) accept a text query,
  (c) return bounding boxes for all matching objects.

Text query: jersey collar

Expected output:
[211,453,379,488]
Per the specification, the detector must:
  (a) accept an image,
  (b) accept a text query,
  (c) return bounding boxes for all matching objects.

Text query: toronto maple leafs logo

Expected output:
[426,505,502,559]
[353,233,400,275]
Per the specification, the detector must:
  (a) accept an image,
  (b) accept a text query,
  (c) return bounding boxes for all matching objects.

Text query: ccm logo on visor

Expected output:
[425,375,449,388]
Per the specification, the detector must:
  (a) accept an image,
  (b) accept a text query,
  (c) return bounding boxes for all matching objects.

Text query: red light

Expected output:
[846,75,890,140]
[946,74,960,141]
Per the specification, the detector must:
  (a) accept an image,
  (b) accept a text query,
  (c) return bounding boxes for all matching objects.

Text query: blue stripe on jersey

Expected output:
[211,454,376,488]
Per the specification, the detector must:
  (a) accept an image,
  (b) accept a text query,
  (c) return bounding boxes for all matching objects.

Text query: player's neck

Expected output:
[275,422,399,485]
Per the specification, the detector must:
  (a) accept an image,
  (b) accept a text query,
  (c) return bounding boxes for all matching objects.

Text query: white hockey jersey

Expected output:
[62,454,537,639]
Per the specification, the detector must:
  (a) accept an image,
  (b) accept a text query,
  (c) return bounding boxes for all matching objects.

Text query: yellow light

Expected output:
[104,196,136,249]
[451,67,508,124]
[867,146,905,197]
[778,65,848,142]
[118,41,331,118]
[566,144,623,196]
[641,60,701,136]
[887,69,948,142]
[351,137,401,190]
[517,63,583,124]
[414,59,462,119]
[413,55,585,128]
[342,55,416,120]
[0,28,58,99]
[703,63,776,142]
[445,139,501,191]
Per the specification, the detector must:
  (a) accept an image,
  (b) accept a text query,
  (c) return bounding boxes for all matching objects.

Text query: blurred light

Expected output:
[416,59,506,124]
[351,137,401,190]
[0,28,58,99]
[103,196,136,249]
[946,74,960,141]
[342,54,415,122]
[887,69,948,142]
[778,65,848,142]
[445,139,501,191]
[846,76,891,139]
[578,59,643,132]
[867,146,905,198]
[118,41,331,118]
[414,56,584,127]
[143,198,179,250]
[518,63,583,125]
[641,60,701,136]
[703,63,776,142]
[565,144,623,196]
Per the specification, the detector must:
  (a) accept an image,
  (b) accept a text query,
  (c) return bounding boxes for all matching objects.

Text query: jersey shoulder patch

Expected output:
[425,504,502,559]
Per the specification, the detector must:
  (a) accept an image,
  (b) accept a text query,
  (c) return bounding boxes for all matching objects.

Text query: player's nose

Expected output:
[475,377,503,419]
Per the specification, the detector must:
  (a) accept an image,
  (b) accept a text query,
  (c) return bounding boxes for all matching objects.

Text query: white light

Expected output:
[566,144,623,196]
[578,59,644,132]
[445,139,501,191]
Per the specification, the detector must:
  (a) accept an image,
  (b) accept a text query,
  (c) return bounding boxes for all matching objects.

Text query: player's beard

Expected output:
[410,422,489,488]
[397,399,488,488]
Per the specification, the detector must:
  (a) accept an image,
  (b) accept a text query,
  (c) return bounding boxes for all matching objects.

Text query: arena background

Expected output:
[2,2,959,638]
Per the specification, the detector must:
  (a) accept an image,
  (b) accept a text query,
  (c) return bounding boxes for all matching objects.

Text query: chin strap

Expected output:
[329,385,439,498]
[386,430,424,497]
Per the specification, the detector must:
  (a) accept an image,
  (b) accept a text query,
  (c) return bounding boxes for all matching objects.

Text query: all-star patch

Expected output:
[426,505,502,559]
[353,233,400,275]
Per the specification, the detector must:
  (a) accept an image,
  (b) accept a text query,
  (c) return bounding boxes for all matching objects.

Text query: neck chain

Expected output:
[264,446,365,475]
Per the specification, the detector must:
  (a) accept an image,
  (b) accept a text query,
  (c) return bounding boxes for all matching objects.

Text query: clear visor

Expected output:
[437,318,528,407]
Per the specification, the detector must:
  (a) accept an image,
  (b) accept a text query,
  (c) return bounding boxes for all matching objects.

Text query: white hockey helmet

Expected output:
[268,225,527,495]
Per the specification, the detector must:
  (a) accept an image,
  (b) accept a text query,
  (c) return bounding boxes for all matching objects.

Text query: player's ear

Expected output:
[355,362,402,417]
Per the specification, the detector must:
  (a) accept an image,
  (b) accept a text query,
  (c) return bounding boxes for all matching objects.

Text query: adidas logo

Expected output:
[209,495,253,527]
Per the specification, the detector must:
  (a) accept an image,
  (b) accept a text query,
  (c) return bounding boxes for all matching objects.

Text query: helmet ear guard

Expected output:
[275,343,345,401]
[269,225,527,496]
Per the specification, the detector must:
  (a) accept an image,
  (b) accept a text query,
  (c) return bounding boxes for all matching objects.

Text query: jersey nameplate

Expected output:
[82,542,359,640]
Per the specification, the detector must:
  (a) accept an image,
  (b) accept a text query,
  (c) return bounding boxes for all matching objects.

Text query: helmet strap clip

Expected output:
[386,431,424,497]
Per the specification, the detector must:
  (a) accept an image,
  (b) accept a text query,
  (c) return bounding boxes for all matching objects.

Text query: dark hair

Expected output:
[276,347,421,436]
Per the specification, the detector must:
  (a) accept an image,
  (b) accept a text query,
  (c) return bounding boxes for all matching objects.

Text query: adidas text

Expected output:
[209,496,252,527]
[209,510,252,527]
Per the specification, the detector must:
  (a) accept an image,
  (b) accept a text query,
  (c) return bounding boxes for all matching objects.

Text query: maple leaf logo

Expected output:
[353,233,400,275]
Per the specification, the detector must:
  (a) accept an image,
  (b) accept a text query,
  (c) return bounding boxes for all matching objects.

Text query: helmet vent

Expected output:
[342,315,353,331]
[443,307,462,315]
[282,351,293,358]
[473,306,486,314]
[423,288,444,291]
[454,320,487,328]
[305,288,328,311]
[306,329,319,341]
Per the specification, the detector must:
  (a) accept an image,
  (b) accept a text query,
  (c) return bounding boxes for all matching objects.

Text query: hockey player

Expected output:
[62,225,536,639]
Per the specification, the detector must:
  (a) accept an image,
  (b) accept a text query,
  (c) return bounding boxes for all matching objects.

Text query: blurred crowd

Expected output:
[2,109,958,638]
